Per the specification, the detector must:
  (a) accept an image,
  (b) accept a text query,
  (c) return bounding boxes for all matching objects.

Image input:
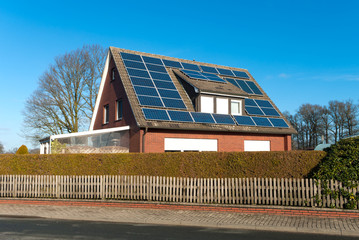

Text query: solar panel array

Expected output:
[120,51,289,129]
[225,78,263,95]
[244,99,280,117]
[120,52,186,109]
[159,58,250,79]
[180,69,226,83]
[142,108,289,128]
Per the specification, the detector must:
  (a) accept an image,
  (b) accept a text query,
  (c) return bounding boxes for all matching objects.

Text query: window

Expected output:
[231,100,242,115]
[111,68,116,81]
[216,98,228,114]
[200,96,214,113]
[103,104,109,124]
[165,138,218,152]
[244,140,270,151]
[116,99,123,121]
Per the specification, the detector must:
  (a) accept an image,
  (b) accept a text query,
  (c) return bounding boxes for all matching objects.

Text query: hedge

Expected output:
[0,151,326,178]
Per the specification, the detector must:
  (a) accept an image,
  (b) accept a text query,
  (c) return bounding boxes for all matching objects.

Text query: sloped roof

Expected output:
[107,47,296,135]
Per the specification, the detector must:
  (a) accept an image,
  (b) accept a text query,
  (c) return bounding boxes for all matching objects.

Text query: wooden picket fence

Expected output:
[0,175,358,209]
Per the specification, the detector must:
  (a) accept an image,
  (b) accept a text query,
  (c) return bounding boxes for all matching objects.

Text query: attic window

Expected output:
[111,68,116,81]
[116,99,123,121]
[103,104,109,124]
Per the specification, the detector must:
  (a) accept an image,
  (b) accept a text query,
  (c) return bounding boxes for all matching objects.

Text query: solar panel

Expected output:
[212,114,235,125]
[127,68,151,79]
[233,115,256,126]
[232,70,250,79]
[245,99,257,107]
[245,106,265,115]
[201,72,226,83]
[149,71,172,81]
[246,81,263,95]
[142,56,163,65]
[181,70,226,83]
[130,76,155,87]
[138,96,163,107]
[168,110,193,122]
[269,118,289,128]
[120,52,142,62]
[162,98,186,109]
[134,86,159,97]
[226,78,240,88]
[217,68,234,77]
[191,112,215,124]
[236,80,254,94]
[153,80,176,90]
[261,107,280,117]
[145,63,167,73]
[163,59,182,68]
[158,89,181,99]
[182,70,208,80]
[181,62,201,71]
[123,60,146,70]
[200,65,218,74]
[255,100,273,108]
[252,117,273,127]
[142,108,169,121]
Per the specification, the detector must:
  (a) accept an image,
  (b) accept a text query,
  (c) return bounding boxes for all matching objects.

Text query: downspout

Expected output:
[142,127,148,153]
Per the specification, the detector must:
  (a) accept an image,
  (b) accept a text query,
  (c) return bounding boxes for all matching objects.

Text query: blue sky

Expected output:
[0,0,358,151]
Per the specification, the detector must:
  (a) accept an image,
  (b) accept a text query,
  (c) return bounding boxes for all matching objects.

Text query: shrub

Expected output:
[313,136,359,209]
[15,145,29,154]
[0,151,325,178]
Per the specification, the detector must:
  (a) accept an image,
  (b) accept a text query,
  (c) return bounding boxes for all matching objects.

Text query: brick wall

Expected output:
[142,128,291,152]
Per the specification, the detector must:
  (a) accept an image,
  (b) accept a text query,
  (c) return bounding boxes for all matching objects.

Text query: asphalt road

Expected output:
[0,217,356,240]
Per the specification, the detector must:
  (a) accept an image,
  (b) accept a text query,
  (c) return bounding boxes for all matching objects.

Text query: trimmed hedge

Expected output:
[16,145,29,154]
[0,151,325,178]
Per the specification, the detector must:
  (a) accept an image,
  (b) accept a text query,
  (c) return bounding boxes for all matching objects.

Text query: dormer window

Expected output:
[231,100,242,115]
[200,96,214,113]
[216,98,229,114]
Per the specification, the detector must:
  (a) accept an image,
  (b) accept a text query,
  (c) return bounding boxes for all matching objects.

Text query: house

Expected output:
[40,47,296,154]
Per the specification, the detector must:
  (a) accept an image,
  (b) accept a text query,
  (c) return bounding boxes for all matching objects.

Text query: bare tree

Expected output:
[22,45,106,143]
[297,104,323,149]
[0,142,4,154]
[329,100,345,143]
[343,99,358,137]
[320,106,332,144]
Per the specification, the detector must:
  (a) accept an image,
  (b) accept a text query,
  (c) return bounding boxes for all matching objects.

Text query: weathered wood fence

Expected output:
[0,175,358,209]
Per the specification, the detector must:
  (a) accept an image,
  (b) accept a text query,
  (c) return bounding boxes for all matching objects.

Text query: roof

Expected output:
[93,47,296,135]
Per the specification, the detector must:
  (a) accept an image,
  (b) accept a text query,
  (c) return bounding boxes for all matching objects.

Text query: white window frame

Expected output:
[103,104,109,124]
[116,99,122,121]
[231,100,242,115]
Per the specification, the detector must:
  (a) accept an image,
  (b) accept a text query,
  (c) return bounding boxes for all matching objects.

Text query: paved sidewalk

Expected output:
[0,199,358,237]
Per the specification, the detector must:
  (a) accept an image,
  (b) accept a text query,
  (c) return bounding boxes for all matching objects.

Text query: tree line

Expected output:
[284,99,359,150]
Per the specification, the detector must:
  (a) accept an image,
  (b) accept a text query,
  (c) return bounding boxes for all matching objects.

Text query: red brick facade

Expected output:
[141,129,291,152]
[93,54,292,153]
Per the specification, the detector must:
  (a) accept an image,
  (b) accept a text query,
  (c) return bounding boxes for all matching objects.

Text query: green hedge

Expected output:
[0,151,326,178]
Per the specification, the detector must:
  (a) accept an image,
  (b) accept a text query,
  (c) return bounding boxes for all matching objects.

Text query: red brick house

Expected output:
[87,47,296,153]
